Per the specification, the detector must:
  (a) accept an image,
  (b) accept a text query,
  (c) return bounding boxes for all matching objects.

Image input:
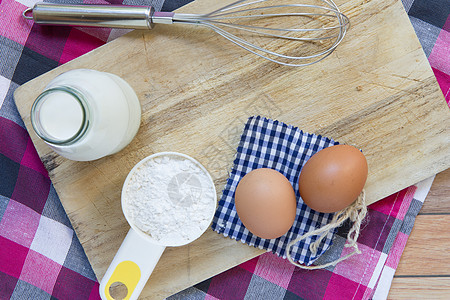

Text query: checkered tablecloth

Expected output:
[0,0,448,299]
[212,116,339,265]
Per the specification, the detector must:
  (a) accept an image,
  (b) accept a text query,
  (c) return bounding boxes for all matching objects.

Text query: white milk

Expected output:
[39,90,84,141]
[30,69,141,161]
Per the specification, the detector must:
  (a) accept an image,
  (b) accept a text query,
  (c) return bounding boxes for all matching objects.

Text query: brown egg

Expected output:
[298,145,368,213]
[235,168,297,239]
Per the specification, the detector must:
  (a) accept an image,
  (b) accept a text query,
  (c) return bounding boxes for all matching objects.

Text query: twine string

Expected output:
[287,189,367,270]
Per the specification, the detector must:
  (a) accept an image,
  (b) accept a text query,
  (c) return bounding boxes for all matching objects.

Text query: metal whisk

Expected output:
[23,0,349,66]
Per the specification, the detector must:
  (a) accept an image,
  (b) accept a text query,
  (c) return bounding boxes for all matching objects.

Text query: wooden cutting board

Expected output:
[14,0,450,298]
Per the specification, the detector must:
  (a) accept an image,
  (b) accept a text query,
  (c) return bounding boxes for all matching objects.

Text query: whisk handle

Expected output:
[22,2,157,29]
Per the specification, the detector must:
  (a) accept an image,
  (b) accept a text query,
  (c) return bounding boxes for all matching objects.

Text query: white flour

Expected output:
[123,154,216,245]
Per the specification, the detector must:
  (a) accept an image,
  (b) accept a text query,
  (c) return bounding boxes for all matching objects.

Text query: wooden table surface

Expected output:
[389,168,450,298]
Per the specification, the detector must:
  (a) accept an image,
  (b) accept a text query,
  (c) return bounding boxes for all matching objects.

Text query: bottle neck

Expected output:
[31,86,90,145]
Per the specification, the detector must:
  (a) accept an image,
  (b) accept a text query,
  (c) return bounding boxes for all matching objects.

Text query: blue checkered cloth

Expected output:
[212,116,340,265]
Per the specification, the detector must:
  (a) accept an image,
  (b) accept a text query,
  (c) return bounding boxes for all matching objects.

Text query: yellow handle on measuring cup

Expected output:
[99,229,166,300]
[103,261,140,300]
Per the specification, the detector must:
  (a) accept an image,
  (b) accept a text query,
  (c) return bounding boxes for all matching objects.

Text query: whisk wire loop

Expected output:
[205,22,340,65]
[207,4,342,19]
[173,0,349,66]
[200,21,342,42]
[202,13,349,33]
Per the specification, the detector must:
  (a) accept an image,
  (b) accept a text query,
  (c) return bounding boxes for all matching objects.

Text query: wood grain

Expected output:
[389,169,450,298]
[13,0,450,298]
[395,214,450,276]
[420,169,450,214]
[389,277,450,299]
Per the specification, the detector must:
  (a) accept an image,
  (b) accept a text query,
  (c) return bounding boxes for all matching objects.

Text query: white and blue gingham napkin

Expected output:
[212,116,340,265]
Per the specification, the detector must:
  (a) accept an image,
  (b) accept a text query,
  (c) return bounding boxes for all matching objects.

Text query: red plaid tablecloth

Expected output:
[0,0,448,299]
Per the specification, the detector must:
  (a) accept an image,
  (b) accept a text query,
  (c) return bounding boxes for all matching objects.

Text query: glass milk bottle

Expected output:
[30,69,141,161]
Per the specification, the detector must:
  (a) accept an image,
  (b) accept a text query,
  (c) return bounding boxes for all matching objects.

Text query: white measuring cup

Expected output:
[99,152,217,300]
